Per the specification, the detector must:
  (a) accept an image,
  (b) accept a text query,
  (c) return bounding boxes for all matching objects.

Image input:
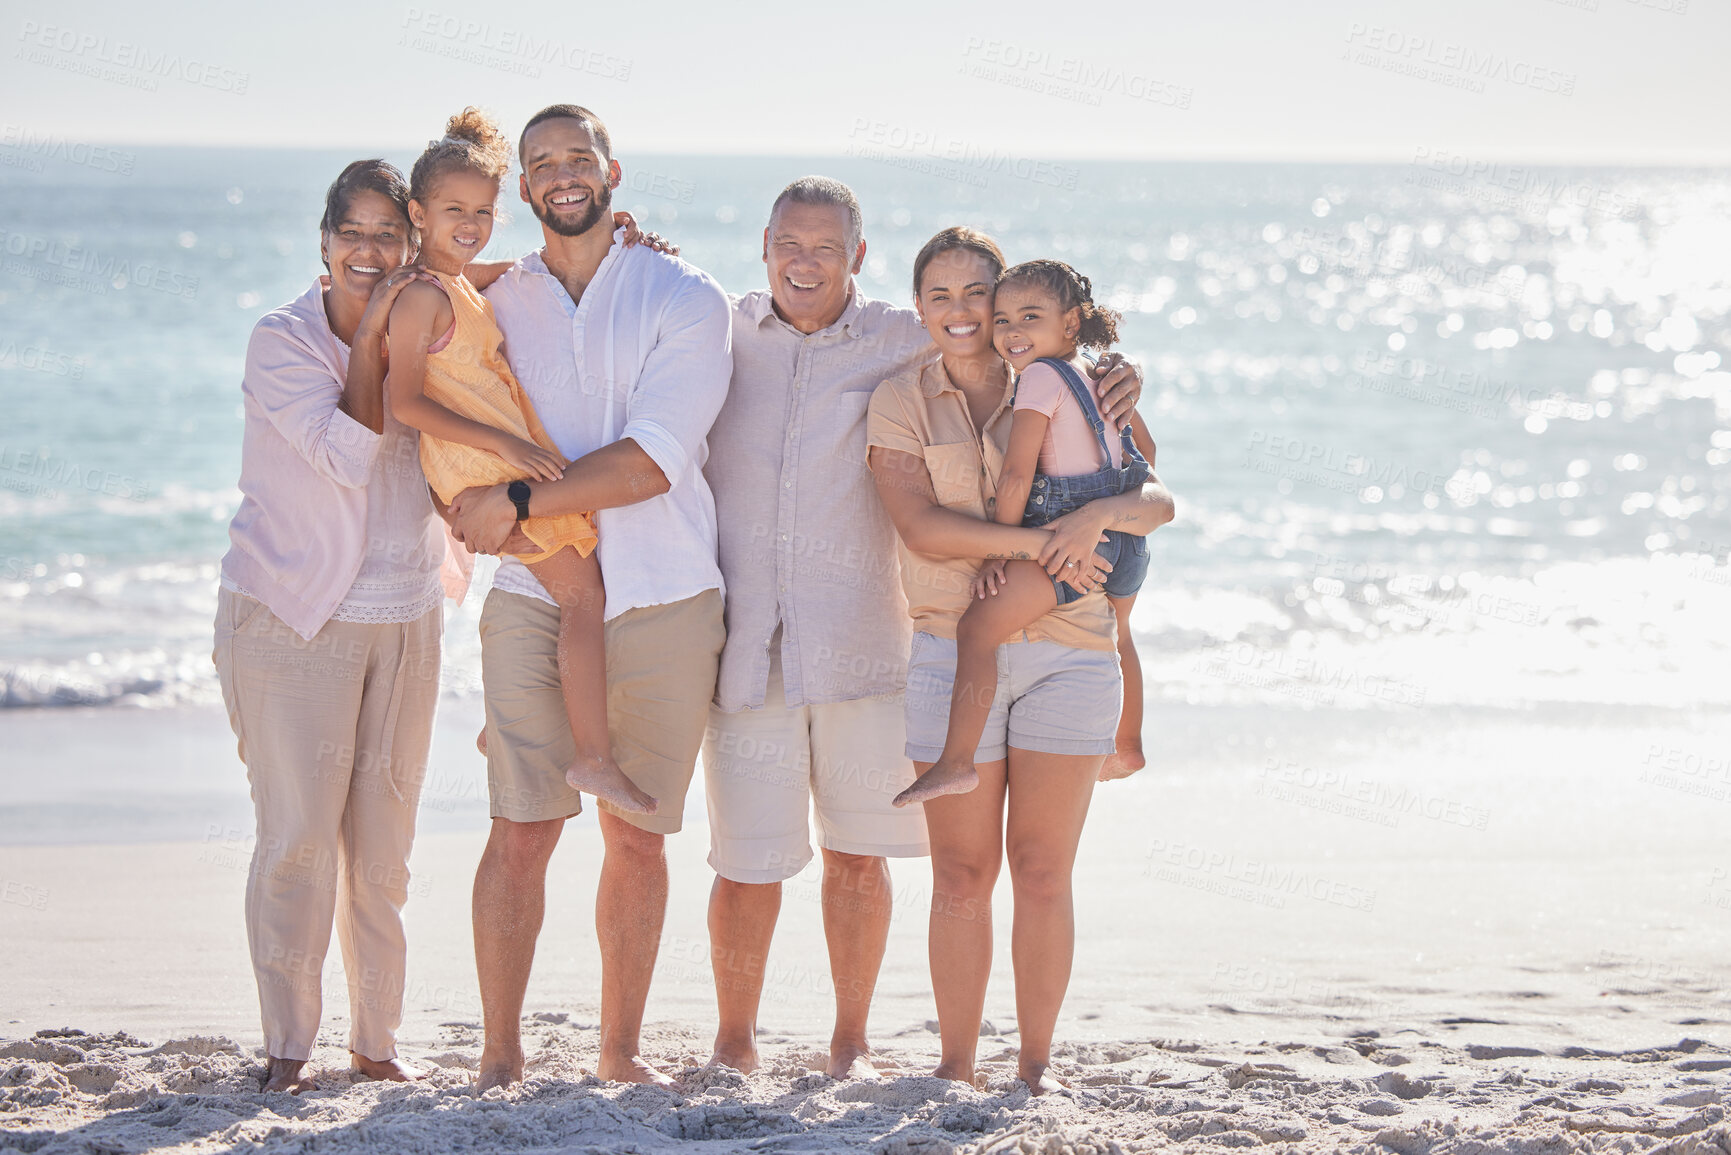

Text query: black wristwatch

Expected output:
[506,480,532,522]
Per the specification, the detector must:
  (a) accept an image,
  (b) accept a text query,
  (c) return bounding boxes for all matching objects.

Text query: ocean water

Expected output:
[1,149,1727,713]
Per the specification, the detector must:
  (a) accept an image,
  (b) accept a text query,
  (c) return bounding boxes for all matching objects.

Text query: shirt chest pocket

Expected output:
[923,442,988,517]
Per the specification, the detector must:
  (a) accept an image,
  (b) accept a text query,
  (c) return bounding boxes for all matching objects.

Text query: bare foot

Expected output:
[476,728,488,756]
[261,1056,317,1094]
[707,1039,758,1076]
[350,1053,423,1082]
[597,1053,675,1086]
[893,759,979,808]
[476,1045,522,1093]
[827,1039,877,1080]
[932,1059,975,1085]
[1019,1061,1069,1096]
[1098,747,1145,782]
[565,752,658,815]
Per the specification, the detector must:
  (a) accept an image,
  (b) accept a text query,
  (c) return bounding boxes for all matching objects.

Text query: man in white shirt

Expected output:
[447,104,731,1089]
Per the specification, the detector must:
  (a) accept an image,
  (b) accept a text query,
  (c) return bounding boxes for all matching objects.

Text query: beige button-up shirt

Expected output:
[866,357,1117,652]
[706,286,933,711]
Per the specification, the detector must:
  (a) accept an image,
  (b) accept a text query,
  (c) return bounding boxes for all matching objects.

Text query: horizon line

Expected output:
[11,139,1730,169]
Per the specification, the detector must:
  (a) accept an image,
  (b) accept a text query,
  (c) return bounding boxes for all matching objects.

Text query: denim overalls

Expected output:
[1019,357,1152,605]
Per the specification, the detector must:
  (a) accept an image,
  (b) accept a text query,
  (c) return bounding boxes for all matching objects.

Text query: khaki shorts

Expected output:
[903,630,1122,763]
[479,587,724,833]
[703,647,929,884]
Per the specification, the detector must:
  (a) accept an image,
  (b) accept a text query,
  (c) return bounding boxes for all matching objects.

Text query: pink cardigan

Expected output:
[221,277,470,640]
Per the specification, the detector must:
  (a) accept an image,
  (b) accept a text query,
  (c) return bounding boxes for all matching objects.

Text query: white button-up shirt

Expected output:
[705,285,934,711]
[484,235,732,620]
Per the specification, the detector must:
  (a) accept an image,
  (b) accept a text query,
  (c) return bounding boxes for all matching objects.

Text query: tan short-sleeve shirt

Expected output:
[866,357,1117,653]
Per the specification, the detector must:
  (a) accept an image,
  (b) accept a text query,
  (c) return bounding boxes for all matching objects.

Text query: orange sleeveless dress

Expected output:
[415,271,597,564]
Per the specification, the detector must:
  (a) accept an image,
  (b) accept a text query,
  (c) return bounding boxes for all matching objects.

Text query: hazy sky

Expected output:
[4,0,1724,163]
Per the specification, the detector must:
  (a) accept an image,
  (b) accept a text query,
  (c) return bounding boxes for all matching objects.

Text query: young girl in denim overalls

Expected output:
[895,259,1156,806]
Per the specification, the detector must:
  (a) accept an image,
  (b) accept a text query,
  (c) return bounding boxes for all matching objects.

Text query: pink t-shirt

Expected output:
[1012,360,1121,476]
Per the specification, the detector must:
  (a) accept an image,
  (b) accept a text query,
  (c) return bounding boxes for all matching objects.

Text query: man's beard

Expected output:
[532,180,612,237]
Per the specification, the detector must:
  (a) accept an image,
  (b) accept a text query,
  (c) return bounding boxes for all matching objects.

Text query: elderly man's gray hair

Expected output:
[769,176,863,252]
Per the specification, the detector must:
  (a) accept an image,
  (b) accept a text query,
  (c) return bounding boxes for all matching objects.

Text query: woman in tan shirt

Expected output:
[866,228,1174,1094]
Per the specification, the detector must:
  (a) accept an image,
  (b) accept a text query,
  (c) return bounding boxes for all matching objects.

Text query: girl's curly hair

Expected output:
[997,258,1120,350]
[409,106,512,205]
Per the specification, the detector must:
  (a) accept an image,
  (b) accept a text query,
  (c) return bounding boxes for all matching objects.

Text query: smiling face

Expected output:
[408,168,499,274]
[916,248,999,360]
[993,282,1080,372]
[519,116,617,238]
[320,189,413,304]
[763,201,863,333]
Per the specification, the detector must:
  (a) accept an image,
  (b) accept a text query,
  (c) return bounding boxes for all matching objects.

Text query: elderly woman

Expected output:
[866,227,1174,1094]
[213,159,462,1093]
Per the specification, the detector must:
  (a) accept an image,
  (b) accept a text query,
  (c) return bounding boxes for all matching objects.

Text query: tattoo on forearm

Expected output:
[985,551,1032,560]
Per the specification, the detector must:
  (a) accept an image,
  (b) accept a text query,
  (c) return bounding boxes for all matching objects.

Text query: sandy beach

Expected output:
[6,0,1728,1145]
[5,697,1730,1152]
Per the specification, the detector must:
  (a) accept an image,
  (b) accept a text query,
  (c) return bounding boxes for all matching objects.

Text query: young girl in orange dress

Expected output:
[385,108,655,815]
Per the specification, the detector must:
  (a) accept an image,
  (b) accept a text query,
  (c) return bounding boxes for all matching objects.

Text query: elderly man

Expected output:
[701,177,1142,1078]
[446,104,732,1088]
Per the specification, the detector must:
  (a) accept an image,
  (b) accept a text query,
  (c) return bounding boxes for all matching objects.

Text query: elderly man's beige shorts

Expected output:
[478,587,724,833]
[703,647,930,884]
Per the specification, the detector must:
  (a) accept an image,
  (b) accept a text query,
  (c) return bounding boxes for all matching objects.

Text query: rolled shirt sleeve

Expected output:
[243,317,382,490]
[866,383,924,457]
[619,276,734,487]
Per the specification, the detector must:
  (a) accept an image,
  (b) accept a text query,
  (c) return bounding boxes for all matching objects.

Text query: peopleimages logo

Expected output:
[846,118,1080,192]
[0,228,199,299]
[1406,147,1636,219]
[0,125,135,176]
[1342,22,1577,97]
[961,37,1193,110]
[15,20,250,94]
[399,8,631,81]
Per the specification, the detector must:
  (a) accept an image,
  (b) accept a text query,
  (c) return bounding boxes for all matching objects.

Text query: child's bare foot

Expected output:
[893,759,979,807]
[476,728,488,756]
[350,1053,423,1082]
[565,753,658,815]
[1098,747,1145,781]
